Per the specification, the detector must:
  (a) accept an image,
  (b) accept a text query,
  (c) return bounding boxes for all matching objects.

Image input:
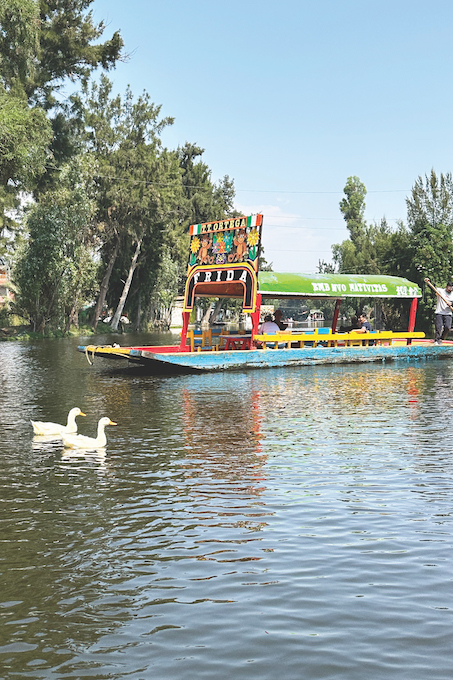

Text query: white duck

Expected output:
[31,407,86,436]
[62,417,117,450]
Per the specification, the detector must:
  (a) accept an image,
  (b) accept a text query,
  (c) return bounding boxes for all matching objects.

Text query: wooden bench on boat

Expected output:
[253,329,426,349]
[185,328,254,351]
[186,328,218,352]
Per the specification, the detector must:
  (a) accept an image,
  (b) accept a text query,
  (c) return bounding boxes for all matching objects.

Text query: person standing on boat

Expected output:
[433,282,453,344]
[273,309,288,330]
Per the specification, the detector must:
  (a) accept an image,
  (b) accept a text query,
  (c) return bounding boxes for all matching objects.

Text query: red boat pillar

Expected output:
[180,311,191,350]
[251,293,262,337]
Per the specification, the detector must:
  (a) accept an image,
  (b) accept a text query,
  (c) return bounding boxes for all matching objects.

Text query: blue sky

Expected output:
[90,0,453,272]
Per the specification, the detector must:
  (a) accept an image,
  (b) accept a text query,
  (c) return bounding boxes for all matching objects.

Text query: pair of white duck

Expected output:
[31,408,116,449]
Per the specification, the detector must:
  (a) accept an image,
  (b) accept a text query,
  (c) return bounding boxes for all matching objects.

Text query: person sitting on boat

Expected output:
[355,313,373,333]
[259,314,280,334]
[258,315,285,349]
[273,309,288,331]
[354,313,375,346]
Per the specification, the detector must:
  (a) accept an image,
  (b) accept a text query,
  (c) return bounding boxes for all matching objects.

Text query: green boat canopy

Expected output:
[258,272,422,299]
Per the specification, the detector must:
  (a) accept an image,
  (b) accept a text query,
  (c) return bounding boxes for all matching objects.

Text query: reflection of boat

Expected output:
[78,214,453,373]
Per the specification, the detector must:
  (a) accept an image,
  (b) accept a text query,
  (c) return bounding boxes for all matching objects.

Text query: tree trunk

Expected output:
[65,302,79,333]
[210,299,223,324]
[92,238,120,330]
[163,301,172,330]
[134,291,141,332]
[111,237,142,331]
[202,305,212,324]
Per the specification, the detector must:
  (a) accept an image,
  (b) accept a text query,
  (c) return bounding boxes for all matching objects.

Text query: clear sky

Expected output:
[90,0,453,272]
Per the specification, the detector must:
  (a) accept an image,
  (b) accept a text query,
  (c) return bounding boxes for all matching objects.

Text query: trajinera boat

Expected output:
[78,214,453,373]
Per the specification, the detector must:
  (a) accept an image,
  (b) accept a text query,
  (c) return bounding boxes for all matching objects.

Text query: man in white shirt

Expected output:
[434,282,453,344]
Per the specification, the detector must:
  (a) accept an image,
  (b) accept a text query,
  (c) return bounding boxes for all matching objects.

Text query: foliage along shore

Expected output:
[0,324,130,341]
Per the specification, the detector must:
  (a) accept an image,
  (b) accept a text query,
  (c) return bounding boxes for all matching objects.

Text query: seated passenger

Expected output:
[355,313,373,333]
[273,309,288,331]
[259,314,280,334]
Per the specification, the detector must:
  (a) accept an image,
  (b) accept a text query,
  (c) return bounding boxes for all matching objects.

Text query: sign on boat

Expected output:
[78,214,453,372]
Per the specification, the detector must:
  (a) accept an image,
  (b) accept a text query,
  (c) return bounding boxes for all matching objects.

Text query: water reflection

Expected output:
[2,339,453,679]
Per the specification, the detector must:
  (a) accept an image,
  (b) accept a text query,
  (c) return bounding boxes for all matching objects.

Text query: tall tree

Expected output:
[0,0,124,196]
[339,175,367,244]
[0,84,52,252]
[72,76,179,330]
[13,156,97,331]
[0,0,123,105]
[405,170,453,329]
[333,176,374,273]
[0,0,124,247]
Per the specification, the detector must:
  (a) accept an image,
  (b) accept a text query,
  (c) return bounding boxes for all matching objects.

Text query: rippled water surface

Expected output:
[1,335,453,679]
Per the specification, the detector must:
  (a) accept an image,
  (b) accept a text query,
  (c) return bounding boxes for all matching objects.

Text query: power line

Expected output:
[265,221,402,230]
[271,249,335,253]
[266,225,346,230]
[91,173,409,195]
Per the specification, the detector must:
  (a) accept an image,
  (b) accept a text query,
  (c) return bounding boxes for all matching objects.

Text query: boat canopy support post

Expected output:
[251,293,262,337]
[407,297,418,344]
[180,311,191,350]
[332,298,342,333]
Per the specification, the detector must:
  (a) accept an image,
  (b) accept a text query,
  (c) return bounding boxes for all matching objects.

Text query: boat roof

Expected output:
[258,272,422,299]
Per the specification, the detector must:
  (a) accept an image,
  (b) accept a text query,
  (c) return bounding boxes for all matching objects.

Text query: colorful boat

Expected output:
[78,214,453,372]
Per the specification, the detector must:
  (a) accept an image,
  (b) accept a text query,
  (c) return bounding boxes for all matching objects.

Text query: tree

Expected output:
[0,84,52,252]
[332,177,403,276]
[0,0,124,200]
[13,156,97,331]
[0,0,123,105]
[0,0,124,249]
[75,89,239,331]
[405,170,453,329]
[148,245,180,330]
[0,0,40,90]
[339,175,367,243]
[72,76,180,330]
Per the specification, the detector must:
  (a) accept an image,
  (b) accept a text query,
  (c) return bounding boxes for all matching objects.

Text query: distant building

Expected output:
[170,296,184,328]
[0,257,13,305]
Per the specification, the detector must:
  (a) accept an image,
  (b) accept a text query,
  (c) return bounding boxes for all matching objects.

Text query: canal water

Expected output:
[1,335,453,679]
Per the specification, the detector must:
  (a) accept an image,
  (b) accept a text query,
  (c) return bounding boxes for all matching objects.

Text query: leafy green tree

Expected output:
[0,0,124,246]
[0,0,123,104]
[328,177,418,329]
[0,0,124,199]
[72,76,180,330]
[148,245,180,330]
[329,171,453,332]
[339,175,367,242]
[13,156,97,331]
[332,178,407,278]
[333,176,378,273]
[405,170,453,329]
[0,84,52,251]
[177,142,236,225]
[171,141,238,277]
[0,0,40,90]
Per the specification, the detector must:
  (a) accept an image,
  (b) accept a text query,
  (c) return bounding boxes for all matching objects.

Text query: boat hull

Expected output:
[78,342,453,373]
